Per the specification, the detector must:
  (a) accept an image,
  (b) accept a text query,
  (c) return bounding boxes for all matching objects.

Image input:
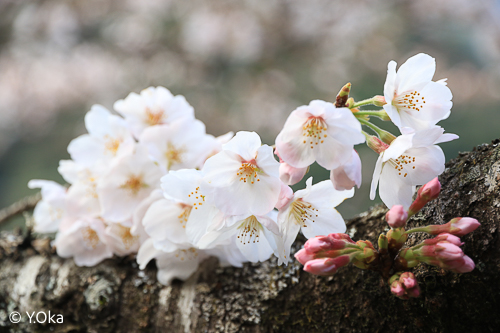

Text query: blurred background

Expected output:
[1,0,500,230]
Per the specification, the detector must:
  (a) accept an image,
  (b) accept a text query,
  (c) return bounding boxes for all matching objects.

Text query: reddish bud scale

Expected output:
[367,135,389,154]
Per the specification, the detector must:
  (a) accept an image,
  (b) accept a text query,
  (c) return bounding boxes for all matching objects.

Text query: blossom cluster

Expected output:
[29,53,478,296]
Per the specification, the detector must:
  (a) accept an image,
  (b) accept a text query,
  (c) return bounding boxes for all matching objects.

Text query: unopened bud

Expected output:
[352,240,378,268]
[378,234,388,252]
[366,135,389,154]
[443,255,475,273]
[379,128,397,145]
[390,272,421,299]
[418,241,464,261]
[386,205,408,228]
[335,83,351,107]
[295,233,357,265]
[345,97,355,108]
[303,256,351,276]
[423,233,463,247]
[425,217,480,236]
[387,228,408,253]
[408,178,441,216]
[372,95,386,107]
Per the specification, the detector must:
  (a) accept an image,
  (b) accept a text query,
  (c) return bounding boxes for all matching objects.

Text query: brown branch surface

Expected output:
[0,193,41,225]
[0,140,499,333]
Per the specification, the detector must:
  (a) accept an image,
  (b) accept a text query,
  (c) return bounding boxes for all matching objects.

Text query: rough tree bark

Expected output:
[0,139,499,333]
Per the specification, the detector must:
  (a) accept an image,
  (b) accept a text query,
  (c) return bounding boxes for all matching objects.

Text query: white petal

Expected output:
[370,155,383,200]
[379,165,414,209]
[137,238,163,269]
[405,146,445,185]
[222,131,262,161]
[395,53,436,94]
[383,60,397,104]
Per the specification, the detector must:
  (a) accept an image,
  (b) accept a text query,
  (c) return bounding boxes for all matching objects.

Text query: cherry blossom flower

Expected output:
[139,119,217,171]
[277,177,354,264]
[97,145,164,222]
[275,100,364,170]
[370,126,458,209]
[203,131,281,216]
[383,53,453,131]
[58,160,103,219]
[330,149,362,191]
[55,218,113,267]
[189,210,283,264]
[137,238,207,285]
[113,86,195,138]
[105,221,145,256]
[28,179,67,233]
[131,189,164,240]
[67,105,135,167]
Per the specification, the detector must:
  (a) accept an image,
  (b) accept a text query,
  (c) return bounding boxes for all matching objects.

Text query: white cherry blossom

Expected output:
[113,86,195,138]
[58,160,103,219]
[67,105,135,167]
[139,119,217,171]
[277,177,353,263]
[188,207,283,264]
[370,126,458,209]
[28,180,67,233]
[202,131,281,216]
[55,218,113,267]
[330,149,362,191]
[137,238,207,285]
[105,221,145,256]
[97,145,164,222]
[276,100,365,170]
[383,53,453,131]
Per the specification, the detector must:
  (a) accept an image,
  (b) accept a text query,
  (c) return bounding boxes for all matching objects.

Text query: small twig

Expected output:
[0,193,41,225]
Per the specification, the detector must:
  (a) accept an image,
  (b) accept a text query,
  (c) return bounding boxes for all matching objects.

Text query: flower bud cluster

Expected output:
[390,272,420,299]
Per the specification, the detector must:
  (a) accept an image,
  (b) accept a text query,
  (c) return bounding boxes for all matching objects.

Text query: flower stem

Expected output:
[354,110,390,121]
[352,98,377,108]
[357,118,396,144]
[404,227,429,234]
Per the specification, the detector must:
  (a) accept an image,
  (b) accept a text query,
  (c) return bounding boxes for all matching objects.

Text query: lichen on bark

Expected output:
[0,140,499,333]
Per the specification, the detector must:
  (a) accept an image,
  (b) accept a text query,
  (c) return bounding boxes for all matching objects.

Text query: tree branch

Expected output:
[0,139,499,332]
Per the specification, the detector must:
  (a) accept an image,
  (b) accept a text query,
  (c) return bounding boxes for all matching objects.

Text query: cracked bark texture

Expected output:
[0,139,499,333]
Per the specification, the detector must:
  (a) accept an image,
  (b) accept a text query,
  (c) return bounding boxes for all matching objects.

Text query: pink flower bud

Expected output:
[427,217,480,236]
[421,242,464,261]
[443,255,475,273]
[400,272,417,289]
[408,178,441,215]
[329,233,355,244]
[423,233,463,247]
[366,135,389,154]
[449,217,480,236]
[390,272,421,299]
[303,256,351,276]
[294,248,315,265]
[390,280,405,298]
[418,177,441,201]
[386,205,408,228]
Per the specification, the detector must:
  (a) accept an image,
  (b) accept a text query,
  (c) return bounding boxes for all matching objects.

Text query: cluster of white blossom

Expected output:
[29,53,457,285]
